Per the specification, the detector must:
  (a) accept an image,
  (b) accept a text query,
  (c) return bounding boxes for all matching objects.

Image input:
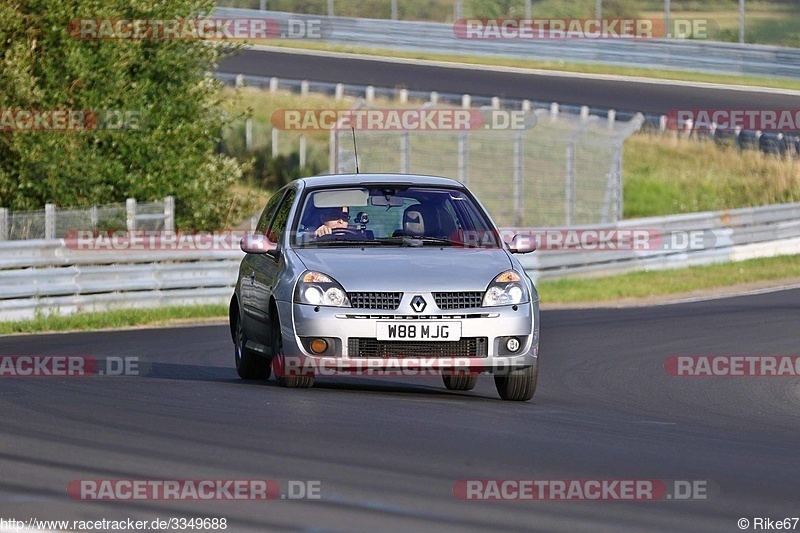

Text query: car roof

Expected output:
[295,173,466,189]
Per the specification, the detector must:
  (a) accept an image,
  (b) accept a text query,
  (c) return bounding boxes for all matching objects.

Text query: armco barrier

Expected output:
[1,201,800,321]
[215,8,800,79]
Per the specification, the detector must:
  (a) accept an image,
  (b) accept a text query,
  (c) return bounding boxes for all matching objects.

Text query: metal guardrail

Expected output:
[2,202,800,321]
[215,8,800,79]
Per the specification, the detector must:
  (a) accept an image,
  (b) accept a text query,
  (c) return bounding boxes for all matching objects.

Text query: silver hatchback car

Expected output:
[229,174,539,401]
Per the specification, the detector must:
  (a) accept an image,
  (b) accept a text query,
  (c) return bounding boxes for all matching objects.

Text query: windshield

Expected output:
[293,186,501,248]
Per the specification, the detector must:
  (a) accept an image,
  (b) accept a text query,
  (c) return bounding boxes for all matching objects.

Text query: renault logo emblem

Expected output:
[410,295,427,313]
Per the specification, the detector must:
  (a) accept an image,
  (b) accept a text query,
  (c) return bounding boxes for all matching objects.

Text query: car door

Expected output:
[241,189,286,339]
[249,188,296,345]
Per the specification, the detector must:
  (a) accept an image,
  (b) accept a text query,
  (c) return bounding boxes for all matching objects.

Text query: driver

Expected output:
[313,206,350,238]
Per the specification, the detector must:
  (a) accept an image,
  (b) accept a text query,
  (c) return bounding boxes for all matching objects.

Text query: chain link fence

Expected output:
[0,197,174,241]
[332,104,643,226]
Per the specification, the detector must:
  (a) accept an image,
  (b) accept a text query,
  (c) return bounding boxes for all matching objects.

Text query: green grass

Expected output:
[537,254,800,303]
[623,133,800,218]
[0,305,227,336]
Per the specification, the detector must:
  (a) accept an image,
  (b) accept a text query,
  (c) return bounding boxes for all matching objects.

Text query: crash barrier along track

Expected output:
[215,8,800,79]
[2,202,800,321]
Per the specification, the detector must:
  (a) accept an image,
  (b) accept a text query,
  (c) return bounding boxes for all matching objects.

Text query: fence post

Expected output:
[329,129,338,174]
[400,131,410,173]
[327,0,334,17]
[91,205,98,231]
[259,0,266,10]
[126,198,137,232]
[0,208,7,241]
[513,133,523,227]
[300,135,307,169]
[45,204,56,239]
[164,196,175,232]
[245,118,253,151]
[272,128,279,157]
[458,133,468,185]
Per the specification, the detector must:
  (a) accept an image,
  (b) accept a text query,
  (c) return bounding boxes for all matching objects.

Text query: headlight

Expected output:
[295,271,351,307]
[482,270,529,307]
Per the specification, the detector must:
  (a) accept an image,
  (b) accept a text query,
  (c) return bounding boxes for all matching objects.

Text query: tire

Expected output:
[442,373,478,391]
[271,311,314,389]
[494,362,538,401]
[233,311,270,380]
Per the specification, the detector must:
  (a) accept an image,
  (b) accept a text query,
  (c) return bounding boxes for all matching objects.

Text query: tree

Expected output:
[0,0,248,229]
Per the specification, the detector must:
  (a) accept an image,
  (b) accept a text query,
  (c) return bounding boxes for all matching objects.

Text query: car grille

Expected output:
[348,337,488,358]
[433,291,483,310]
[349,292,403,310]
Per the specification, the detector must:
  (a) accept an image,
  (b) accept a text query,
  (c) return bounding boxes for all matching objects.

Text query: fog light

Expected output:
[310,338,328,354]
[506,337,520,353]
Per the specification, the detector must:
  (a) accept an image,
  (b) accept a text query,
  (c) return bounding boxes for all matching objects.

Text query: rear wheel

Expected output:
[494,362,538,401]
[271,311,314,389]
[442,373,478,391]
[233,312,270,380]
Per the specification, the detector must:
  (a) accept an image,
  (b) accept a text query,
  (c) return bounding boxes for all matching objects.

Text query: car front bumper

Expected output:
[275,299,539,376]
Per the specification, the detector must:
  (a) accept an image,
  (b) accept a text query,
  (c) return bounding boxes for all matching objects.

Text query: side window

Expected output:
[256,190,286,236]
[267,189,296,245]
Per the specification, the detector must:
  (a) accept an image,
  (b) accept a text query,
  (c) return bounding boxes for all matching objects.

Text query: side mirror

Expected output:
[508,234,537,254]
[240,234,277,254]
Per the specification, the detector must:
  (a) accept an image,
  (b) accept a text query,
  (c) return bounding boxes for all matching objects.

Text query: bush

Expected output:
[0,0,249,230]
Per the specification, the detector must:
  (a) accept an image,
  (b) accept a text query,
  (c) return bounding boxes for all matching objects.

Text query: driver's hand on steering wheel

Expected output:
[314,225,333,237]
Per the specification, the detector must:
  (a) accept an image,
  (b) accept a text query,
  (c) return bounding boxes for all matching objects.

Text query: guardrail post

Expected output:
[164,196,175,232]
[269,77,278,93]
[491,96,500,109]
[461,94,471,108]
[522,99,531,112]
[0,208,7,241]
[335,83,344,101]
[550,102,559,122]
[45,204,56,239]
[429,91,438,104]
[366,85,375,102]
[259,0,265,11]
[300,80,309,97]
[327,0,334,17]
[580,105,590,123]
[399,89,408,104]
[607,109,616,130]
[126,198,137,232]
[235,74,244,88]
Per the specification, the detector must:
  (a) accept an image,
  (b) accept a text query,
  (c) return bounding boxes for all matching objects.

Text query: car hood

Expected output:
[293,247,512,292]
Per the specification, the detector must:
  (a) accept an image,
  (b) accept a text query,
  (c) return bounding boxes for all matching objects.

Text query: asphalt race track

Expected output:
[1,289,798,532]
[217,48,800,114]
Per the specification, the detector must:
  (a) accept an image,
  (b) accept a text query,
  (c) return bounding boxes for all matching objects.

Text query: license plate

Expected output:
[376,321,461,341]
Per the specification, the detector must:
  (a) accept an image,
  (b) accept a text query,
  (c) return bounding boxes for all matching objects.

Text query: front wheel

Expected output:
[233,313,270,380]
[271,312,314,389]
[442,373,478,391]
[494,362,538,401]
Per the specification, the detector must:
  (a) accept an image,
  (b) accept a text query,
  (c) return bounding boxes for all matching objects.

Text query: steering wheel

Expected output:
[315,228,367,241]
